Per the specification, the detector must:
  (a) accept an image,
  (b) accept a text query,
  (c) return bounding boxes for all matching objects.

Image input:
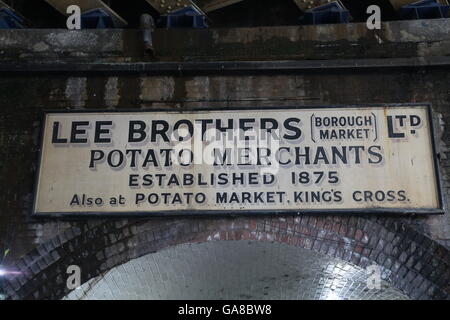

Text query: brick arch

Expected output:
[2,215,449,300]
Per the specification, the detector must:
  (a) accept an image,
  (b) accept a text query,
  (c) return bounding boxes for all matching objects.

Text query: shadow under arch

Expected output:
[2,215,450,300]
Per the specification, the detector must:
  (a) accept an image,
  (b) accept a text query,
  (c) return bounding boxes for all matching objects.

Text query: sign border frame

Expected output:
[31,103,445,218]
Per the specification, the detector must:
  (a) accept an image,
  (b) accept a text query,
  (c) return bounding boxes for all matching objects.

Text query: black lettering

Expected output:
[283,118,302,140]
[94,121,112,143]
[89,150,104,168]
[52,122,68,144]
[129,174,139,187]
[368,145,383,164]
[151,120,170,143]
[107,150,124,168]
[70,121,89,143]
[129,121,147,143]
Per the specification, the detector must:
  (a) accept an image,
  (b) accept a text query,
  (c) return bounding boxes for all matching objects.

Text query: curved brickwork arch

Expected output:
[2,215,449,300]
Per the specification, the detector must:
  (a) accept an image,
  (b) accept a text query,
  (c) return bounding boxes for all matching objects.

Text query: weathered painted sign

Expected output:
[33,105,443,216]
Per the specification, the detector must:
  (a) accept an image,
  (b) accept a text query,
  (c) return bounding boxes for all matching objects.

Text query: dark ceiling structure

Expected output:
[0,0,448,28]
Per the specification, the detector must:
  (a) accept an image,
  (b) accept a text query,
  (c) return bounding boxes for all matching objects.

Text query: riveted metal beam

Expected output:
[389,0,449,10]
[147,0,340,14]
[0,0,12,10]
[44,0,127,26]
[293,0,336,11]
[194,0,244,12]
[0,0,27,27]
[144,0,193,14]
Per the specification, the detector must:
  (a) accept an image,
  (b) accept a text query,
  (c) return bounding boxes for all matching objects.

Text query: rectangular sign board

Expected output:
[33,105,444,216]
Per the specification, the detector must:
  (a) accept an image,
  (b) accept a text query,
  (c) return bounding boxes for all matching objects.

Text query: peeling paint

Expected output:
[45,31,99,49]
[105,77,119,109]
[140,77,175,102]
[32,42,50,52]
[65,77,87,109]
